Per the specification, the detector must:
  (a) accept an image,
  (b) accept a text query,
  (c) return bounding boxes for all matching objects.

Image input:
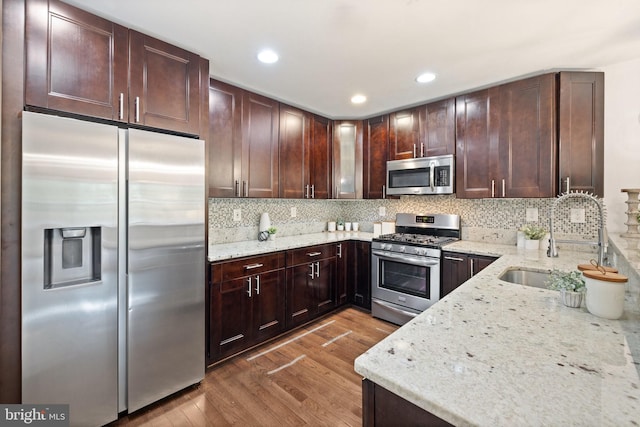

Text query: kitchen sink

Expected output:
[498,267,551,289]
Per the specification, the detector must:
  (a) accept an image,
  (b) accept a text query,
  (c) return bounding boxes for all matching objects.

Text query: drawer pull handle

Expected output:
[444,256,464,262]
[307,252,322,257]
[244,263,264,270]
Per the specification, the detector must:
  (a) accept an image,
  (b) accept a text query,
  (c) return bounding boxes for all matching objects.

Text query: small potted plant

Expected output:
[546,269,586,308]
[336,220,345,231]
[267,226,277,241]
[520,224,546,250]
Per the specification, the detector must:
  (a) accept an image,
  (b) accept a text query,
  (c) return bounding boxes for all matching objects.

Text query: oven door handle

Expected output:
[372,299,419,319]
[372,250,439,267]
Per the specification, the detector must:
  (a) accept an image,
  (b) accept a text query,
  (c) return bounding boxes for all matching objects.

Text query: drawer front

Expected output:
[288,244,336,266]
[212,252,285,283]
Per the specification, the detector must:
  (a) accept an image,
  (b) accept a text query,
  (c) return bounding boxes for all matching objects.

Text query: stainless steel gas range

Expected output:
[371,213,461,325]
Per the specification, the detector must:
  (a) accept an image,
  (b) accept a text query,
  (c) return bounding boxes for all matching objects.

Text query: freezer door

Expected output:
[126,129,205,412]
[21,112,118,426]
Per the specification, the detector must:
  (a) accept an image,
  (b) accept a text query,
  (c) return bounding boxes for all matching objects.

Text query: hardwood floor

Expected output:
[110,308,397,426]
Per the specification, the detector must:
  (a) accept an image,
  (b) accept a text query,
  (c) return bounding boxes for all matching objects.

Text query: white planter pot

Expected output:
[268,234,276,241]
[524,239,539,250]
[560,289,583,308]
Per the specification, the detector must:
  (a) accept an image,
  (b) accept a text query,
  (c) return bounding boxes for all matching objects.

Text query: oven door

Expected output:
[371,249,441,315]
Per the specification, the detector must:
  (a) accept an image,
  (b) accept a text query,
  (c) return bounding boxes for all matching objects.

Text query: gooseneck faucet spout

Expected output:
[547,191,606,265]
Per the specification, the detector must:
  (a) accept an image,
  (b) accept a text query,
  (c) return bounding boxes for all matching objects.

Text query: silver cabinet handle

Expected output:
[470,259,475,277]
[307,252,322,257]
[565,176,571,193]
[255,275,260,295]
[420,143,425,158]
[382,185,386,199]
[444,256,464,262]
[235,180,240,197]
[502,179,506,198]
[243,181,248,197]
[315,261,320,278]
[244,263,264,270]
[309,263,315,278]
[118,93,124,120]
[491,180,495,198]
[413,144,417,158]
[247,277,252,297]
[337,244,342,258]
[311,184,315,199]
[305,184,309,199]
[135,96,140,123]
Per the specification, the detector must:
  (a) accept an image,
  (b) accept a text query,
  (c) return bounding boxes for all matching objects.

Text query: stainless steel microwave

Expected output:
[386,154,454,195]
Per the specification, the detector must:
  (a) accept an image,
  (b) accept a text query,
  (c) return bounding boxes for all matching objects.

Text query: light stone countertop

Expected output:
[208,231,374,262]
[354,241,640,427]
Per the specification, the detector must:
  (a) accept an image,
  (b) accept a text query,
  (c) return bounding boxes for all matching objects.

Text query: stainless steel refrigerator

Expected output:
[21,111,205,426]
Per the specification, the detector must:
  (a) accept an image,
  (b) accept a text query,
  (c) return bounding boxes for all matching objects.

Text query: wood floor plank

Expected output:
[109,308,397,426]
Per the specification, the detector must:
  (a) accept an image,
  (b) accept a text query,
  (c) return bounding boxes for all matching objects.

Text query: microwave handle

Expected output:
[429,162,435,192]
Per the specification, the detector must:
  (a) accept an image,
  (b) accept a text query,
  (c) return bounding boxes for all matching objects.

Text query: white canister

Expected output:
[327,221,336,232]
[345,222,352,231]
[352,222,359,231]
[516,230,525,248]
[583,269,628,320]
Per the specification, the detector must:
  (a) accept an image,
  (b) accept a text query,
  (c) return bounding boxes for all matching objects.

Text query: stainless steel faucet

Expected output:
[547,191,606,265]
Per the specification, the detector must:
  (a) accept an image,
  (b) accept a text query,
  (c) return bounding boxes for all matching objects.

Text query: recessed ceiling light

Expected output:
[416,72,436,83]
[257,49,279,64]
[351,94,367,104]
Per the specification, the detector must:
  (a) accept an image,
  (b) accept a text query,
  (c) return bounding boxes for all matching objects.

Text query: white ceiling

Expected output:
[63,0,640,119]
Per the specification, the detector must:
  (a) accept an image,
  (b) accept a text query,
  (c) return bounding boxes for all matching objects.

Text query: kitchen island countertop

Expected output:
[355,240,640,426]
[208,231,374,262]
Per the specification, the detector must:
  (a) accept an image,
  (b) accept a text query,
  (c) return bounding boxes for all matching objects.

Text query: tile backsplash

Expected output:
[209,195,604,249]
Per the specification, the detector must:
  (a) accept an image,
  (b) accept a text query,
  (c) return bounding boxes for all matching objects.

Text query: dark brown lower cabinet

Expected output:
[353,241,371,309]
[286,244,337,328]
[441,251,497,297]
[336,241,352,306]
[362,379,453,427]
[208,253,286,363]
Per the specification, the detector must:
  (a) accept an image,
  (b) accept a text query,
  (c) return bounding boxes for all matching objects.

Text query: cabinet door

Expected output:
[333,120,363,199]
[470,255,496,277]
[209,278,252,360]
[242,92,280,198]
[336,242,351,306]
[363,115,389,199]
[354,241,371,310]
[389,108,420,160]
[558,72,604,196]
[419,98,455,157]
[208,79,243,197]
[252,269,286,343]
[310,115,332,199]
[25,0,128,121]
[455,89,501,199]
[129,31,201,136]
[314,258,337,315]
[279,105,310,198]
[441,253,470,298]
[498,75,555,198]
[286,263,315,328]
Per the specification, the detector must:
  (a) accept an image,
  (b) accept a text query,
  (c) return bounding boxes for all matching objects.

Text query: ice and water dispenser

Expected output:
[43,227,102,289]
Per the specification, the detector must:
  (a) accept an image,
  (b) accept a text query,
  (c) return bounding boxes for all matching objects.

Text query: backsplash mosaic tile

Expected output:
[209,195,604,248]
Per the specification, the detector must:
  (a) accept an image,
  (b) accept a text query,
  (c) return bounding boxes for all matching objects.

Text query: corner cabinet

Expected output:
[208,253,286,364]
[333,121,363,199]
[558,72,604,196]
[208,79,280,198]
[441,251,496,297]
[25,0,201,136]
[286,244,337,328]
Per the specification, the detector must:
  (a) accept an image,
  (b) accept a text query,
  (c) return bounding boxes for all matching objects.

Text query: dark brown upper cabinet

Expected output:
[208,80,280,198]
[278,106,331,199]
[456,74,556,198]
[363,115,390,199]
[26,0,201,136]
[558,72,604,197]
[389,108,420,160]
[419,98,456,157]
